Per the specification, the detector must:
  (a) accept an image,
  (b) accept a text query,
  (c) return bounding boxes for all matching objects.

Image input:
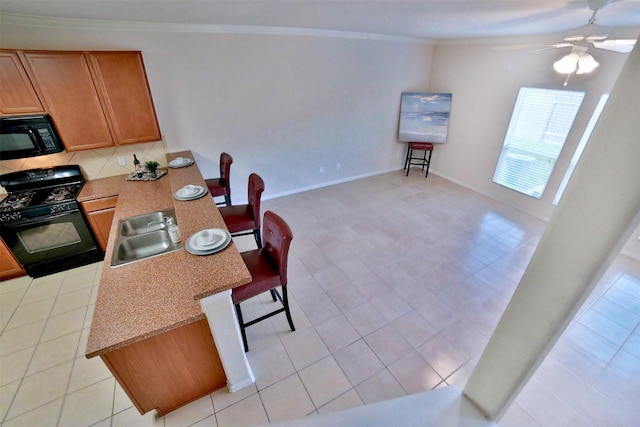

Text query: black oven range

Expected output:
[0,165,104,278]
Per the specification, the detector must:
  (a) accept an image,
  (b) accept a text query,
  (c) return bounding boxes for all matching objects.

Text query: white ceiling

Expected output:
[1,0,640,40]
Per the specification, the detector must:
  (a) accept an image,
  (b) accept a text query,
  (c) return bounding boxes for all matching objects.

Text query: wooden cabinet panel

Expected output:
[100,318,226,416]
[5,50,161,151]
[88,52,161,145]
[20,51,114,151]
[0,238,26,281]
[81,196,118,252]
[0,51,45,115]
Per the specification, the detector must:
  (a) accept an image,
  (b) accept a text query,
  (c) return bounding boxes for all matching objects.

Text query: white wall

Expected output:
[0,20,433,200]
[2,19,638,258]
[427,34,640,258]
[428,37,629,219]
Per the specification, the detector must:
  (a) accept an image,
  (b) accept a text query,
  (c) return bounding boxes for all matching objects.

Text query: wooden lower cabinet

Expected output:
[0,238,26,281]
[81,196,118,252]
[99,318,226,416]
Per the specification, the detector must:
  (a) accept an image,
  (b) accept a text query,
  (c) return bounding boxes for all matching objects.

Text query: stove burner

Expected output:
[0,183,83,217]
[0,191,37,212]
[43,185,80,204]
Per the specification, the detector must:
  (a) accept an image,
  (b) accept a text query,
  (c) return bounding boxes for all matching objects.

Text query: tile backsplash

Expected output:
[0,140,167,194]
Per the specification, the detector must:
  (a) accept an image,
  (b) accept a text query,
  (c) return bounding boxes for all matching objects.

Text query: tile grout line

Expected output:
[0,275,34,425]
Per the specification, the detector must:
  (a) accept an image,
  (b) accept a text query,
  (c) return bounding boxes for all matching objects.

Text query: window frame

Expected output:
[492,86,586,199]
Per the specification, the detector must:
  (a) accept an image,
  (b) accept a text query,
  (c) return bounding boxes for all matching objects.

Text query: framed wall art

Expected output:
[398,92,452,143]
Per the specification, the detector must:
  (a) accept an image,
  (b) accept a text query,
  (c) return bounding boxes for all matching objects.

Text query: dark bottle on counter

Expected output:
[133,154,143,177]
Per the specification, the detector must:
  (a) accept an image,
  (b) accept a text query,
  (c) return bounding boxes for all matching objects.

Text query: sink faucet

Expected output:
[147,216,174,229]
[147,220,166,229]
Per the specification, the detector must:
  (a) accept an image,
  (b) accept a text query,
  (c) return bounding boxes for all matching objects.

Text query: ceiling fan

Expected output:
[547,0,636,54]
[543,0,636,83]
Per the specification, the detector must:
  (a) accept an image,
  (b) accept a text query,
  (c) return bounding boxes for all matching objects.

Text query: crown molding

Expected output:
[0,13,433,45]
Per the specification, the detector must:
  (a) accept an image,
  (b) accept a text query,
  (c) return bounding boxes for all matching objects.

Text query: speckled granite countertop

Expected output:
[78,174,125,202]
[85,150,252,358]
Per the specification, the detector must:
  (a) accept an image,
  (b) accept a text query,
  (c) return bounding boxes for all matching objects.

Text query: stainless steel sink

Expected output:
[110,209,182,267]
[119,208,175,236]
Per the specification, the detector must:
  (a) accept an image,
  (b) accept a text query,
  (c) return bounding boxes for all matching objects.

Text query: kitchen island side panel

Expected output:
[100,318,225,416]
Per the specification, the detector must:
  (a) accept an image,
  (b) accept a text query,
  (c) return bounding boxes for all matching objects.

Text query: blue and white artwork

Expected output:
[398,92,452,143]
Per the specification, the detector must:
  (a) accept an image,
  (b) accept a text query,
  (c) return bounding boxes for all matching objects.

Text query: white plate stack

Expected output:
[186,229,232,255]
[168,157,194,168]
[174,184,207,201]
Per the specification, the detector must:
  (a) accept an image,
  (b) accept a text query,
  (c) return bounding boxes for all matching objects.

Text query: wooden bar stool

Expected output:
[404,142,434,177]
[233,211,294,352]
[205,152,233,206]
[219,173,264,248]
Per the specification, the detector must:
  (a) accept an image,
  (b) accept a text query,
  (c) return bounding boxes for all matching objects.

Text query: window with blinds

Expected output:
[492,87,585,198]
[553,93,610,205]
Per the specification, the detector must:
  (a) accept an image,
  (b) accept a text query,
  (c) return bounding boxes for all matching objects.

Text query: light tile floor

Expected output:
[1,171,639,426]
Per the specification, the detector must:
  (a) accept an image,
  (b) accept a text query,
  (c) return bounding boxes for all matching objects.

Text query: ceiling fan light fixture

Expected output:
[554,53,579,74]
[577,53,599,74]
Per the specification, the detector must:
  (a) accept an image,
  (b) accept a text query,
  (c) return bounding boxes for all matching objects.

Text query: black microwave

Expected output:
[0,114,64,160]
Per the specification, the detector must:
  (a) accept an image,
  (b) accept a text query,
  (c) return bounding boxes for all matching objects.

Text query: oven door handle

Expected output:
[4,209,80,228]
[27,126,49,152]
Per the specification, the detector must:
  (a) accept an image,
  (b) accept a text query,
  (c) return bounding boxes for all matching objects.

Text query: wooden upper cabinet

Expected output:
[87,52,161,145]
[20,51,114,151]
[4,50,161,151]
[0,51,45,115]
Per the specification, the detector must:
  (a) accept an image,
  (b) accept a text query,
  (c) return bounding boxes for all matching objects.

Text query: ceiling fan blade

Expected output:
[491,43,550,51]
[531,43,575,53]
[563,23,610,42]
[492,42,574,52]
[585,34,610,42]
[591,39,637,53]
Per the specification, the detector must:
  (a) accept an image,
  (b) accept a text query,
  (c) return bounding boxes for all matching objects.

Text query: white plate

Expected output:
[168,158,194,168]
[175,186,204,197]
[196,229,224,248]
[180,185,200,196]
[174,191,207,201]
[173,185,207,200]
[185,229,231,255]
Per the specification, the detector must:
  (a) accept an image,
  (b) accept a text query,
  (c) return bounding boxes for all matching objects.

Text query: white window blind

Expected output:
[493,87,585,198]
[553,94,610,205]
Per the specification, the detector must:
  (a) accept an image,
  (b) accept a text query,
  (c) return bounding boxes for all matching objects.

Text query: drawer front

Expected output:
[82,196,118,212]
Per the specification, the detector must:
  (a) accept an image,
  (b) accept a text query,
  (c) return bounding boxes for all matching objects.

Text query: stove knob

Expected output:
[51,203,69,213]
[1,212,21,222]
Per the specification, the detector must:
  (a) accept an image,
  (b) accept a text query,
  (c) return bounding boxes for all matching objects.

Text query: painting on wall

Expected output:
[398,92,452,143]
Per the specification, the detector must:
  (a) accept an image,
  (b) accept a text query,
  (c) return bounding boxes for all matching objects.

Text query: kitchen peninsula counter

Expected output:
[86,151,251,357]
[84,150,252,416]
